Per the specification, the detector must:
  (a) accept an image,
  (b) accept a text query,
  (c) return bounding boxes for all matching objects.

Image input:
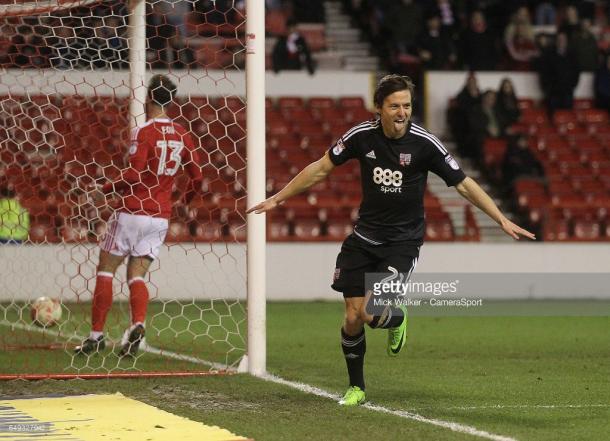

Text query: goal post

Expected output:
[245,0,266,377]
[0,0,267,379]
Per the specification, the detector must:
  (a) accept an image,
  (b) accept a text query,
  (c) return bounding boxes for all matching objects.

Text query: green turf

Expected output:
[1,301,609,441]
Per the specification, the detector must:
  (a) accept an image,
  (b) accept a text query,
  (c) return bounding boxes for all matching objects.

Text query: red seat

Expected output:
[296,24,326,52]
[166,222,191,242]
[268,221,290,240]
[425,219,454,241]
[557,122,586,135]
[308,97,335,109]
[521,108,549,125]
[266,10,288,36]
[553,110,577,125]
[543,219,570,241]
[326,221,352,239]
[267,119,292,136]
[573,98,594,110]
[193,222,222,242]
[293,219,321,239]
[345,108,374,123]
[577,108,609,124]
[517,98,535,110]
[514,178,546,196]
[278,97,305,110]
[482,137,507,168]
[338,97,365,109]
[573,220,600,240]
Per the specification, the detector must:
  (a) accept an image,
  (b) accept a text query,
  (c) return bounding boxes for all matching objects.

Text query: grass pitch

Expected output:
[1,301,609,440]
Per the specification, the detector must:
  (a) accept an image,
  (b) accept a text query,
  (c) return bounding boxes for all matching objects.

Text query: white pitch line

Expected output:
[11,321,599,440]
[263,374,518,441]
[2,320,519,440]
[430,404,610,411]
[0,320,234,372]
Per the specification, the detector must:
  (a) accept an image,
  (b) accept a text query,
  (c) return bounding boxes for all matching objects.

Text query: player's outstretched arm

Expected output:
[247,152,335,214]
[455,176,536,241]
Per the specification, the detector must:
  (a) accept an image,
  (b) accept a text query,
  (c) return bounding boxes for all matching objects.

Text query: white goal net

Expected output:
[0,0,253,379]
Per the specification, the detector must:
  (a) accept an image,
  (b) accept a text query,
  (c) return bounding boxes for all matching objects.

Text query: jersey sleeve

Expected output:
[426,138,466,187]
[327,130,360,166]
[102,126,149,194]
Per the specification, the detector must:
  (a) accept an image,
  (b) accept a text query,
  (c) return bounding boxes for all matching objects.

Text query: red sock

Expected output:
[91,272,114,332]
[129,278,149,325]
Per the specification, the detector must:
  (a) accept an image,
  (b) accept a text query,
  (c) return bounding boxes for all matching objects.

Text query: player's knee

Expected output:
[344,307,363,329]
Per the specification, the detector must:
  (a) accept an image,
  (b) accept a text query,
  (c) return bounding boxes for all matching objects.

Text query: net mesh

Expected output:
[0,0,248,377]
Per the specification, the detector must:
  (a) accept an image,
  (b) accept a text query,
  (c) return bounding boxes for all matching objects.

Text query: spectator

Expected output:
[8,26,50,68]
[496,77,521,127]
[460,10,498,71]
[272,19,315,74]
[571,19,599,72]
[384,0,423,55]
[466,89,505,159]
[504,6,538,71]
[430,0,458,37]
[293,0,324,23]
[0,185,29,244]
[147,2,178,68]
[594,53,610,112]
[449,72,480,157]
[536,32,580,114]
[49,25,76,69]
[558,5,580,40]
[416,12,457,70]
[501,134,544,190]
[91,17,128,69]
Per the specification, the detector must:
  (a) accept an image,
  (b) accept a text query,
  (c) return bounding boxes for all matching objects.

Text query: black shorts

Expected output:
[331,233,420,298]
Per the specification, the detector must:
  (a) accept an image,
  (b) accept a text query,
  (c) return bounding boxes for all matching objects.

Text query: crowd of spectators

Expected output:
[0,0,324,71]
[448,73,543,188]
[5,0,610,76]
[342,1,610,75]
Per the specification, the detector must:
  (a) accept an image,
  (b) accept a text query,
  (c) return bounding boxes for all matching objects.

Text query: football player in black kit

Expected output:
[248,75,535,406]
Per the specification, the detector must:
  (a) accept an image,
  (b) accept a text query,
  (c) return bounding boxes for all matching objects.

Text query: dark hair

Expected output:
[148,74,177,108]
[373,74,415,108]
[0,184,15,198]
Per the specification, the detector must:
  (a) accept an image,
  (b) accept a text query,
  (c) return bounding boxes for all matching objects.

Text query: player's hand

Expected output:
[500,218,536,241]
[246,196,281,214]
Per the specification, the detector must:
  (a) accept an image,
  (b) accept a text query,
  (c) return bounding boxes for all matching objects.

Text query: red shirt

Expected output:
[103,118,203,218]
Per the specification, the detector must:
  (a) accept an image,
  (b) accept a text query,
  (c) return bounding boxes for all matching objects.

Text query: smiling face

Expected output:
[377,90,412,139]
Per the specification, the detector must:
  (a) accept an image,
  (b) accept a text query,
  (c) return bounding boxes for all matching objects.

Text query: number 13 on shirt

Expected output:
[156,140,184,176]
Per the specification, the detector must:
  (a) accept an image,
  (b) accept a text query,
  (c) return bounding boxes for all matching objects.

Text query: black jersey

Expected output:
[328,119,466,246]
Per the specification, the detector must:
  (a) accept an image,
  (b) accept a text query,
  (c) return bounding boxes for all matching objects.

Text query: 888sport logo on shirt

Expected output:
[373,167,402,193]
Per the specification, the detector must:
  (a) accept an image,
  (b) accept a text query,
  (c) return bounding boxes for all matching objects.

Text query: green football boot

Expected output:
[387,304,408,356]
[339,386,366,406]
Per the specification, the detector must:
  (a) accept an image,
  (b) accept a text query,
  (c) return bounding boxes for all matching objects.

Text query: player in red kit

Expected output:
[75,74,203,357]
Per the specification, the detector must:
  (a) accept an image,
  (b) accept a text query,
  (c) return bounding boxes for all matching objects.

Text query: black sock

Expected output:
[368,306,405,329]
[341,327,366,390]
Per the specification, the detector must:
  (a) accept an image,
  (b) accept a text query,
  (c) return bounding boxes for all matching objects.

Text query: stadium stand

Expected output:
[481,98,610,241]
[0,94,460,243]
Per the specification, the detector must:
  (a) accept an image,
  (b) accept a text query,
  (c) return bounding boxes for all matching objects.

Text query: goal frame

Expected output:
[0,0,267,379]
